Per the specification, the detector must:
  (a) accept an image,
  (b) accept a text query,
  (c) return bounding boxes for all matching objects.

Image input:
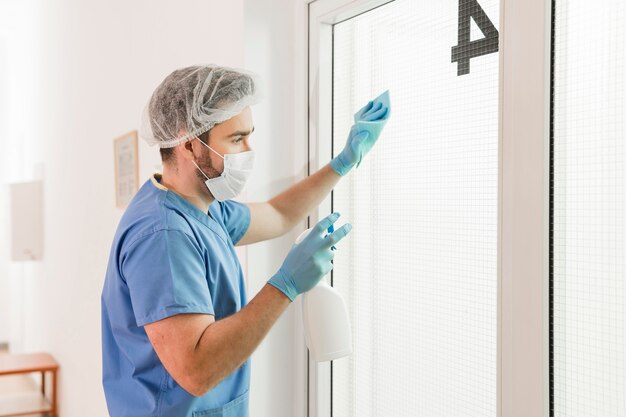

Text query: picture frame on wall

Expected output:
[113,130,139,208]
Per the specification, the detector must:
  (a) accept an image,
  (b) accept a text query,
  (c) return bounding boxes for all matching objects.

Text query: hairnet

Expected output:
[139,65,262,148]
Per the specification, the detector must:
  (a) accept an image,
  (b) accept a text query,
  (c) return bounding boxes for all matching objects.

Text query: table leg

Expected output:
[51,369,57,417]
[41,371,46,397]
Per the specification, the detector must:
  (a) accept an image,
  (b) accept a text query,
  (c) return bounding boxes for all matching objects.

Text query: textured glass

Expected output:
[331,0,499,415]
[552,1,626,416]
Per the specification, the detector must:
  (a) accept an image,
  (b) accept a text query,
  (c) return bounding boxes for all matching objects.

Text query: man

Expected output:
[101,65,389,417]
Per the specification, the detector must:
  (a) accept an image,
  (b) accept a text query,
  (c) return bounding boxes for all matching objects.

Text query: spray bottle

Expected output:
[296,227,353,362]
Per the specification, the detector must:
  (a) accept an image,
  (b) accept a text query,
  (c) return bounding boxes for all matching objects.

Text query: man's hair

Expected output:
[159,129,210,165]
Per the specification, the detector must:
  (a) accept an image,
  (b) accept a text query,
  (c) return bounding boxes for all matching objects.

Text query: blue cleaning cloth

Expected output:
[353,90,391,168]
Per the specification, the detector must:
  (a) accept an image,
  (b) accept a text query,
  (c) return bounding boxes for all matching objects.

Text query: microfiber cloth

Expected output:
[353,90,391,168]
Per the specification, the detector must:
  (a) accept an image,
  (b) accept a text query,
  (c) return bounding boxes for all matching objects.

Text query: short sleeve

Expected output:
[219,200,251,245]
[121,229,214,326]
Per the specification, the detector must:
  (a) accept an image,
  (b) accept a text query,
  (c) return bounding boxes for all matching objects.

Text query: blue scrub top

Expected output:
[101,174,251,417]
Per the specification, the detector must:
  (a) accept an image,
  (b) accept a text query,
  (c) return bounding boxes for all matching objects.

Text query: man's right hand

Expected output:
[267,212,352,301]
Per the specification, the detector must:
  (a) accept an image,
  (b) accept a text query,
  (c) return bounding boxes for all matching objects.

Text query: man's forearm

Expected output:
[269,163,342,228]
[193,284,291,394]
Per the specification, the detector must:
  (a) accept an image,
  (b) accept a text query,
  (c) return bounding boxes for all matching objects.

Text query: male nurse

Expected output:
[101,65,389,417]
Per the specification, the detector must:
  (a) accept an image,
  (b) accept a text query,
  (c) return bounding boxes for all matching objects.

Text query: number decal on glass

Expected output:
[451,0,499,76]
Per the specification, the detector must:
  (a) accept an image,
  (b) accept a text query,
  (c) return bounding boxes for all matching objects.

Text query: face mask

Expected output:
[192,139,255,202]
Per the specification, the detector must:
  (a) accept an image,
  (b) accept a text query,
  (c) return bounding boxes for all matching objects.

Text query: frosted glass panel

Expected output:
[552,1,626,416]
[331,0,499,415]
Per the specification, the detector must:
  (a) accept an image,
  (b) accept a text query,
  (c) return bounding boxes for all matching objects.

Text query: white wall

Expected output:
[0,1,264,416]
[0,0,46,350]
[243,0,309,416]
[0,13,10,346]
[0,0,311,415]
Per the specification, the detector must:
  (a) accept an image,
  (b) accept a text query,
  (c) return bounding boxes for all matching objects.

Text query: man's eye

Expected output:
[234,138,243,143]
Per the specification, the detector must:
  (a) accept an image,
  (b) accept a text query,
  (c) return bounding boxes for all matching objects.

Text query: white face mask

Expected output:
[192,139,255,202]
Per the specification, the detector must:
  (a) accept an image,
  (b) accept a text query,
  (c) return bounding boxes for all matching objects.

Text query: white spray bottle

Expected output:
[296,228,353,362]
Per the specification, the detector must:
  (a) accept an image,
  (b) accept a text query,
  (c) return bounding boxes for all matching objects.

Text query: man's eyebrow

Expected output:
[227,126,255,137]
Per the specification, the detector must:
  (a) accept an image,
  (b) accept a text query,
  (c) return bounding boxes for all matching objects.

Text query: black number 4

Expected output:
[451,0,499,76]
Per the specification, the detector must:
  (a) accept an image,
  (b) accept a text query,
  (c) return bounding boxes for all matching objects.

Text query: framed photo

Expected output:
[113,130,139,208]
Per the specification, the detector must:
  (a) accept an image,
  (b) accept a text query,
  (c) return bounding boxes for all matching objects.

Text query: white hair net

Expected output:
[139,65,263,148]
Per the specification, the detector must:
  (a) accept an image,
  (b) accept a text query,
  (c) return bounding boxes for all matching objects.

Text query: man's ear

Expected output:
[177,139,197,162]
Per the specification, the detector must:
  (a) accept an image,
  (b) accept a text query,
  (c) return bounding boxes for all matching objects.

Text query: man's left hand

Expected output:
[330,91,390,176]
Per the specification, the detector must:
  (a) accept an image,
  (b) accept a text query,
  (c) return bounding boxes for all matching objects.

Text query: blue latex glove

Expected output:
[330,90,391,176]
[268,212,352,301]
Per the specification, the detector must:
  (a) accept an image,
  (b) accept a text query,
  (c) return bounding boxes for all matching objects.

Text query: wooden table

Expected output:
[0,353,58,417]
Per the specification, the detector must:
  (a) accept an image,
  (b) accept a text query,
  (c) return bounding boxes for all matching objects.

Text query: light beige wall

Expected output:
[244,0,306,414]
[0,0,47,352]
[1,1,246,415]
[1,0,310,415]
